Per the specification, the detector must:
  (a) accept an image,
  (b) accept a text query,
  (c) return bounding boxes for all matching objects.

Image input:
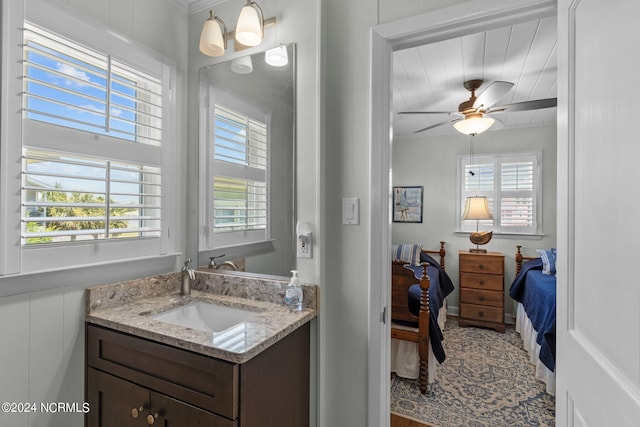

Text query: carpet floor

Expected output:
[390,318,555,427]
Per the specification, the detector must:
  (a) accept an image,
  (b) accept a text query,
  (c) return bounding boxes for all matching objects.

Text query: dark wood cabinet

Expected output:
[458,251,505,333]
[87,367,227,426]
[86,322,310,427]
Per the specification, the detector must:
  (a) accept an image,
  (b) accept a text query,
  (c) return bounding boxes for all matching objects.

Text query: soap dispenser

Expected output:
[285,270,303,311]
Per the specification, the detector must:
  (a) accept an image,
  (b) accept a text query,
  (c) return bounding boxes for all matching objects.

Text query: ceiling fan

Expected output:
[399,79,557,135]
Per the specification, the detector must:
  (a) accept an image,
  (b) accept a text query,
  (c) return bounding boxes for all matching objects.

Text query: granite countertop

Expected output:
[86,271,317,364]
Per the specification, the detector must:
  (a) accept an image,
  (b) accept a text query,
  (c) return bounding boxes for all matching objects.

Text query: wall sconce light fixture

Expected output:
[200,1,278,58]
[265,45,288,66]
[235,0,264,47]
[230,55,253,74]
[199,10,227,57]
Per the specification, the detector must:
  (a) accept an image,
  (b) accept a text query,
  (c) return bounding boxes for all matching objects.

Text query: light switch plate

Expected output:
[342,197,359,225]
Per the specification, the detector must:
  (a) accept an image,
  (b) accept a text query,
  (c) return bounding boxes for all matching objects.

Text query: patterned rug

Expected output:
[390,319,555,427]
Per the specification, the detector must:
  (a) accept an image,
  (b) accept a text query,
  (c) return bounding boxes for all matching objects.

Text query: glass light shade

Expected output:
[462,196,493,220]
[199,13,226,57]
[453,116,495,135]
[265,45,288,67]
[235,2,263,47]
[231,55,253,74]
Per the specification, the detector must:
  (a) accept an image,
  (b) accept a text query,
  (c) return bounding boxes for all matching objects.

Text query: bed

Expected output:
[509,245,556,395]
[390,242,455,394]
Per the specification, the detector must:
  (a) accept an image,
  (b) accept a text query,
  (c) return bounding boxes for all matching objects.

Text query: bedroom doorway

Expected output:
[367,1,558,425]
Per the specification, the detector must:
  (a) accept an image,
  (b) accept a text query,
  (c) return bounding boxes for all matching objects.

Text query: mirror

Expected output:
[198,43,296,278]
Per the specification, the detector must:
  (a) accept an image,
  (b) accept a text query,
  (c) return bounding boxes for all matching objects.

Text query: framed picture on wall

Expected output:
[393,186,423,223]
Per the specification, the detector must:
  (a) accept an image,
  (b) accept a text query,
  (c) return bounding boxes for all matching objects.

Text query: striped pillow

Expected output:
[537,248,557,275]
[391,244,422,265]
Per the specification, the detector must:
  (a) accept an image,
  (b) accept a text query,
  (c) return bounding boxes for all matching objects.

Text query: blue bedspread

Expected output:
[509,258,556,371]
[403,253,455,363]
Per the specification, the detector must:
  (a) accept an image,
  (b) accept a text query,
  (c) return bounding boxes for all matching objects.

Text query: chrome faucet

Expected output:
[181,258,195,295]
[209,254,239,270]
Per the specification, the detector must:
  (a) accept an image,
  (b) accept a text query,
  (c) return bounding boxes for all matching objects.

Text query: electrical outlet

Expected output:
[297,234,312,258]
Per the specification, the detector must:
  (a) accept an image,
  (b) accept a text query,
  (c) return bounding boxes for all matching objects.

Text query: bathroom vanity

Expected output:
[85,271,316,427]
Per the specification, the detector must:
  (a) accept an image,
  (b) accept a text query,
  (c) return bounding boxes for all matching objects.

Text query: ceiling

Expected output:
[392,15,557,138]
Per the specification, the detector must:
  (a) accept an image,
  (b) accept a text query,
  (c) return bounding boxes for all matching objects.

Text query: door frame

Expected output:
[367,0,557,425]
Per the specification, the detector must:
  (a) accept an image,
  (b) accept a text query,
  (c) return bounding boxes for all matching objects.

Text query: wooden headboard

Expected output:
[391,241,446,324]
[515,245,538,276]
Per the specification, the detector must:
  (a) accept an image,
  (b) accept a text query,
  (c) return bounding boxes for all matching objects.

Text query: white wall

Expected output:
[0,1,188,426]
[392,124,557,319]
[320,0,479,425]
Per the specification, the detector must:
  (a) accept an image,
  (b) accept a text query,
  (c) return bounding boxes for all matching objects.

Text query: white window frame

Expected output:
[199,83,271,252]
[457,152,542,236]
[0,0,177,275]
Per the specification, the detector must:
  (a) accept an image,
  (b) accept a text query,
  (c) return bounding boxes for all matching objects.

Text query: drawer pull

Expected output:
[478,264,485,270]
[147,413,159,425]
[478,296,485,301]
[478,280,485,286]
[478,311,484,318]
[131,406,144,419]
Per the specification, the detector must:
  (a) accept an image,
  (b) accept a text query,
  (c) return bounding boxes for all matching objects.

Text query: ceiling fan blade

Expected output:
[487,97,557,113]
[473,81,515,109]
[398,111,453,115]
[413,117,461,133]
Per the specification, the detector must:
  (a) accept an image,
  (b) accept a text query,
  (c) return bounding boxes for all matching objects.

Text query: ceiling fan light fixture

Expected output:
[453,115,495,135]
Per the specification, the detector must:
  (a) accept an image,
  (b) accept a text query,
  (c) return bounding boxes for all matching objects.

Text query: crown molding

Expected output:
[187,0,227,15]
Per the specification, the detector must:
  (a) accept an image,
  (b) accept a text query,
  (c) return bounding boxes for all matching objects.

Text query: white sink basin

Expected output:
[153,301,259,333]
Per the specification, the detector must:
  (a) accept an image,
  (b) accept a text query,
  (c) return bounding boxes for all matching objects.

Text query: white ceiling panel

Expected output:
[393,16,557,137]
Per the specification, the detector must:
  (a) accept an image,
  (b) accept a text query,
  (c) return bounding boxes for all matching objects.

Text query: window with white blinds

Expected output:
[19,21,166,248]
[22,149,161,244]
[458,153,541,235]
[23,22,163,146]
[206,104,269,249]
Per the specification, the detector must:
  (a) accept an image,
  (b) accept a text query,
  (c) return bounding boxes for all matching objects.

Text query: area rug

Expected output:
[390,319,555,427]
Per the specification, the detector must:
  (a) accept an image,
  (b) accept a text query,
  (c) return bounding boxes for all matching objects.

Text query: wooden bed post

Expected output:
[421,241,446,271]
[516,245,523,276]
[417,262,430,395]
[438,241,446,270]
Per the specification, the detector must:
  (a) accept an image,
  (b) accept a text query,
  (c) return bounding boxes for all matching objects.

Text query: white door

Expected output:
[556,0,640,425]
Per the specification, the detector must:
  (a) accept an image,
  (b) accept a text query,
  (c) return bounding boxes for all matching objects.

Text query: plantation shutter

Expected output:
[209,104,269,248]
[462,160,495,230]
[500,159,535,233]
[459,153,540,235]
[23,22,163,146]
[20,21,166,246]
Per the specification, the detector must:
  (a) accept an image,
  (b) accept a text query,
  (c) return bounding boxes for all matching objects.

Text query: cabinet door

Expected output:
[149,391,237,427]
[87,367,148,427]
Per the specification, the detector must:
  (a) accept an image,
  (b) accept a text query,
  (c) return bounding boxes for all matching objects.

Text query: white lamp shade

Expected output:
[235,3,263,47]
[265,45,288,66]
[453,116,495,135]
[462,196,493,220]
[199,16,225,57]
[231,55,253,74]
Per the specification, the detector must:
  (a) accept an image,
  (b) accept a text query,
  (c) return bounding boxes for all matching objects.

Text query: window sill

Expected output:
[0,253,180,298]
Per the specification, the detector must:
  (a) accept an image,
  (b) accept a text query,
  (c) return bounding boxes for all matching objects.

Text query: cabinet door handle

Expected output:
[131,406,144,419]
[147,413,158,425]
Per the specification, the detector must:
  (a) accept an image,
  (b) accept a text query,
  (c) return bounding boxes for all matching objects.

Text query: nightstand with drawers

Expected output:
[458,251,505,333]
